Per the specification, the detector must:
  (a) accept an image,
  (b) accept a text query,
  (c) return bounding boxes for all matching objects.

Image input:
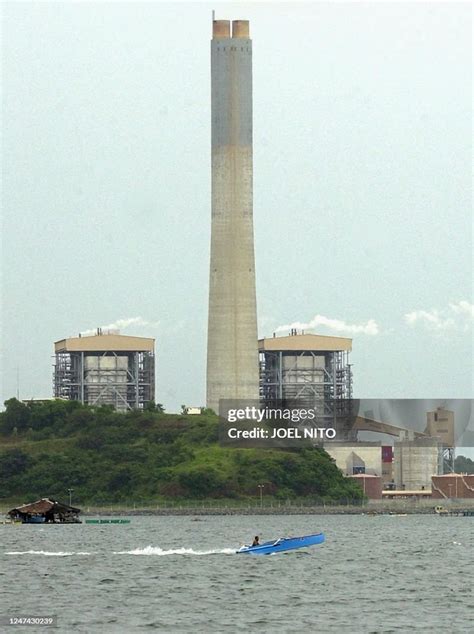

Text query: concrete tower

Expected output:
[206,19,259,412]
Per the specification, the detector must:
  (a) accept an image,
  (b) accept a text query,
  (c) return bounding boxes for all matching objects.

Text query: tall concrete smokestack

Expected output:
[206,18,259,412]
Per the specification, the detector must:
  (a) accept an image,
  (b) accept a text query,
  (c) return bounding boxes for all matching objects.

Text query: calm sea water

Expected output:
[1,514,473,633]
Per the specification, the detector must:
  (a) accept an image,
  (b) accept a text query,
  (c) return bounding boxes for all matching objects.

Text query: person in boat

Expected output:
[251,536,260,547]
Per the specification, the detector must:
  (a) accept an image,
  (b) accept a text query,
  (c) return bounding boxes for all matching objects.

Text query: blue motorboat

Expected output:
[236,532,325,555]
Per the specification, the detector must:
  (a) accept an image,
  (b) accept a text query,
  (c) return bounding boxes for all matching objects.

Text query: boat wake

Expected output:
[5,550,93,556]
[5,547,235,557]
[113,546,235,556]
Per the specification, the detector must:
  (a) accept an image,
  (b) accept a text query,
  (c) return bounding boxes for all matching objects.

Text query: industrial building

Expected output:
[424,406,455,473]
[393,437,442,491]
[388,407,456,491]
[349,475,383,499]
[325,442,382,476]
[381,446,394,484]
[324,406,460,497]
[425,406,455,445]
[259,331,353,438]
[206,18,260,413]
[53,330,155,411]
[432,474,474,499]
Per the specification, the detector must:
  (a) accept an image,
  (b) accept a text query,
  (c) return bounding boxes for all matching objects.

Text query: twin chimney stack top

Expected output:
[212,19,249,39]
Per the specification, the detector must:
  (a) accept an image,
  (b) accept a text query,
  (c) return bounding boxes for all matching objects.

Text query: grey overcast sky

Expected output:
[1,1,473,413]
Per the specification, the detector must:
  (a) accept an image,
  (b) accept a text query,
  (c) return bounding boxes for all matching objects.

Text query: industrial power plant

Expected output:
[53,329,155,412]
[48,17,471,501]
[325,406,461,500]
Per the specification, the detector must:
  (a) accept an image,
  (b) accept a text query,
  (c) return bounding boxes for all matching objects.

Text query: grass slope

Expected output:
[0,399,364,504]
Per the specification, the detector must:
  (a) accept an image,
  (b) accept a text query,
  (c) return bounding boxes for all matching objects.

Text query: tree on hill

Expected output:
[144,401,165,413]
[455,455,474,474]
[0,398,31,434]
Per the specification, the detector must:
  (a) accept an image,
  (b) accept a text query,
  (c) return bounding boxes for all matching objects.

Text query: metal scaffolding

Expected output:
[53,333,155,411]
[259,336,354,439]
[440,447,455,474]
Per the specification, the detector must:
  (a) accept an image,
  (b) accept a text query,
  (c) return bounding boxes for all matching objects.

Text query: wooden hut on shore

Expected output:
[8,498,81,524]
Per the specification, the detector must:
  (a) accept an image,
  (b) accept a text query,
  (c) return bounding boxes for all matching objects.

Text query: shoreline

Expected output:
[80,502,474,516]
[3,500,474,517]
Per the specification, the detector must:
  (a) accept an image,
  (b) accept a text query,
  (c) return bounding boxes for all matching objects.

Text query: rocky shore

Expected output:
[79,500,474,516]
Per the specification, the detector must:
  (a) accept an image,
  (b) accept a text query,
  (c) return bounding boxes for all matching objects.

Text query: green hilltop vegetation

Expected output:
[0,398,364,505]
[454,455,474,474]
